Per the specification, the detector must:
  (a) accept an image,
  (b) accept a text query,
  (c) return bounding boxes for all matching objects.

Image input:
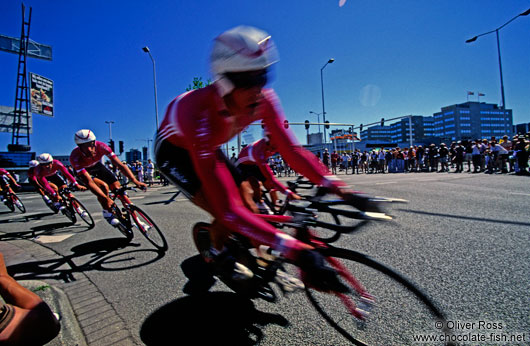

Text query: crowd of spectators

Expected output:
[310,134,530,176]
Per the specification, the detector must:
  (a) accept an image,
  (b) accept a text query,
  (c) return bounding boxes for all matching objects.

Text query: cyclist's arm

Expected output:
[261,90,346,193]
[109,156,145,187]
[77,170,113,208]
[258,160,291,195]
[37,176,56,197]
[56,161,82,188]
[4,172,19,187]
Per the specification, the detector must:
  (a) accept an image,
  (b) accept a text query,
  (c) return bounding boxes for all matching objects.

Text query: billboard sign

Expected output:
[29,73,54,117]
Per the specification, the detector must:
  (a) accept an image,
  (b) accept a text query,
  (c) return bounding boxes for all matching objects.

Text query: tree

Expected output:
[185,77,212,91]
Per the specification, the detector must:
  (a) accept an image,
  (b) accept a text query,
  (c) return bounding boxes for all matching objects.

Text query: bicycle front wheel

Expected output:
[129,205,168,251]
[305,247,452,346]
[12,194,26,213]
[70,197,95,228]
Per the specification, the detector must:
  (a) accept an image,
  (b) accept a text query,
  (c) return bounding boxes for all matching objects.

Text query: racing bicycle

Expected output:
[1,189,26,213]
[108,185,168,251]
[191,180,453,345]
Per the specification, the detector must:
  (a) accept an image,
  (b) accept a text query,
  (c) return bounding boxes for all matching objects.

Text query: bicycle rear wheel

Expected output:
[305,247,452,346]
[129,205,167,251]
[70,197,95,228]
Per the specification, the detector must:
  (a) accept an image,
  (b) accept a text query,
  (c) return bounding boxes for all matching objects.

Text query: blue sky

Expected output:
[1,0,529,158]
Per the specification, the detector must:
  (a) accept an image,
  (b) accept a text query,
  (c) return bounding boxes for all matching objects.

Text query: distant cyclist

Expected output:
[34,153,87,211]
[155,26,380,291]
[28,160,53,207]
[0,168,21,204]
[235,136,300,214]
[70,129,147,226]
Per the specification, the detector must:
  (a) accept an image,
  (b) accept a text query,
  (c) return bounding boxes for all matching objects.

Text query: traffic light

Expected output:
[348,126,353,134]
[305,120,310,130]
[261,120,265,129]
[119,140,124,154]
[381,118,385,126]
[108,139,115,153]
[360,124,363,132]
[284,120,289,129]
[232,146,235,151]
[325,120,330,129]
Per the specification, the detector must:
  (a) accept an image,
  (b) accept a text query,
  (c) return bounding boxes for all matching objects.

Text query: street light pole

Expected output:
[142,46,160,129]
[320,58,334,145]
[466,8,530,110]
[105,120,114,140]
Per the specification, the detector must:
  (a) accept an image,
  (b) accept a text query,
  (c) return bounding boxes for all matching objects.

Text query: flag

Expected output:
[467,91,474,95]
[478,93,485,96]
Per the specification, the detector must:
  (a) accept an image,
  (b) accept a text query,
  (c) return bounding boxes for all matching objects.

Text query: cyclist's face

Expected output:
[231,86,263,111]
[42,162,53,171]
[79,141,96,157]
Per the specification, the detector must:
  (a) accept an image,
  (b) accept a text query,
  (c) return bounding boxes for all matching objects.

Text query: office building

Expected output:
[433,101,512,141]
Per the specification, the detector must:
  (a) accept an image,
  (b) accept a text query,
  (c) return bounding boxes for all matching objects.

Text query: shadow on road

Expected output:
[399,209,530,227]
[0,221,91,241]
[0,211,55,224]
[140,291,289,345]
[6,237,166,282]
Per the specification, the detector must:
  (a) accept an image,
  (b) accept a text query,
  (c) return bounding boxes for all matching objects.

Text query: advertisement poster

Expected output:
[29,72,54,117]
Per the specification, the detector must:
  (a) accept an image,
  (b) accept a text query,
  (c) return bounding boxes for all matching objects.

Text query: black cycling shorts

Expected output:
[237,163,266,183]
[80,162,118,186]
[46,173,66,187]
[154,137,242,199]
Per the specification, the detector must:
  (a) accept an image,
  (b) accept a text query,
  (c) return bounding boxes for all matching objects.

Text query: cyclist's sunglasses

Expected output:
[224,70,268,90]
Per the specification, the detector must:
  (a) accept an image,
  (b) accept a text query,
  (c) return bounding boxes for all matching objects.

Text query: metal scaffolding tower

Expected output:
[8,4,32,152]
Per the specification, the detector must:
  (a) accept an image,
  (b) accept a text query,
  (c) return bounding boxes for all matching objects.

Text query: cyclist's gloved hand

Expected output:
[340,191,382,213]
[298,250,349,293]
[135,181,147,191]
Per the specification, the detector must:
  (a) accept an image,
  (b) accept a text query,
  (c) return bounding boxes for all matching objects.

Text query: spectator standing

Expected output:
[322,149,330,170]
[471,140,483,173]
[145,159,155,186]
[428,144,438,172]
[438,143,449,172]
[454,142,465,173]
[330,151,339,175]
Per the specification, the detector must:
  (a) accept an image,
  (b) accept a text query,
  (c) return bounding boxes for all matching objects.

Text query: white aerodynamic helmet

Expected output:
[28,160,39,168]
[210,25,279,76]
[74,129,96,145]
[37,153,53,164]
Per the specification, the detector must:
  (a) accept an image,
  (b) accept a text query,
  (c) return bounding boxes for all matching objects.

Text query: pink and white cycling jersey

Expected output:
[0,168,9,176]
[236,138,289,194]
[34,160,77,196]
[69,141,116,173]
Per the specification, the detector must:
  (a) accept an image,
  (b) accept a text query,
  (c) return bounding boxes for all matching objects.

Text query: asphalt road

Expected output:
[1,172,529,345]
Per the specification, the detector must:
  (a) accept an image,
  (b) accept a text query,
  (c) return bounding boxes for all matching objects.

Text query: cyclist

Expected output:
[27,160,53,206]
[0,168,21,204]
[235,136,301,214]
[34,153,87,211]
[155,26,379,291]
[70,129,147,226]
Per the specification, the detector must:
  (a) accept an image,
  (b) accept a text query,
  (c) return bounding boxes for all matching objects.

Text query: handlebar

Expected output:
[267,177,405,243]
